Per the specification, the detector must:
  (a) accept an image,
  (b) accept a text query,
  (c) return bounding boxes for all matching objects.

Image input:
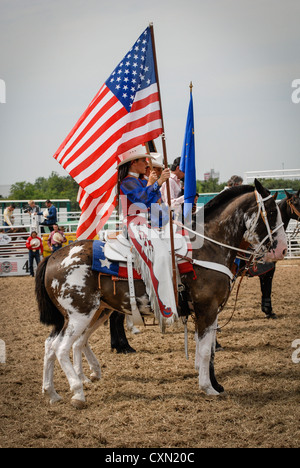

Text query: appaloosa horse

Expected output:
[35,180,287,407]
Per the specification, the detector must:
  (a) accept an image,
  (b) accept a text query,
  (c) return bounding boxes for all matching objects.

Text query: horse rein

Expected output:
[177,190,283,264]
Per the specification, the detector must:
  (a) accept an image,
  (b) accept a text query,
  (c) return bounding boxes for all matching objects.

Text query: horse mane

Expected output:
[203,185,255,219]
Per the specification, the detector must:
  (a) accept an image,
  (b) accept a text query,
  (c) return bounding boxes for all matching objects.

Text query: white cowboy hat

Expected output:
[0,234,11,245]
[150,152,164,169]
[53,232,64,244]
[117,145,154,168]
[43,209,49,219]
[30,238,40,249]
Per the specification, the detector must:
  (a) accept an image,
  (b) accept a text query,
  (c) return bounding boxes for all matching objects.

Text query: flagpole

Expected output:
[149,22,178,307]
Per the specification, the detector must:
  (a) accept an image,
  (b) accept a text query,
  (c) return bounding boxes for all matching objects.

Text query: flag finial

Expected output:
[189,81,193,92]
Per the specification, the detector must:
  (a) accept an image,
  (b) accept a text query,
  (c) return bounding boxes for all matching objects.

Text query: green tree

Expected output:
[196,179,226,193]
[258,178,300,191]
[9,181,37,199]
[9,172,80,210]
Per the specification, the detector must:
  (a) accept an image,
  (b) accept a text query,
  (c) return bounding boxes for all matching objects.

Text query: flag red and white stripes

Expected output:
[53,26,162,239]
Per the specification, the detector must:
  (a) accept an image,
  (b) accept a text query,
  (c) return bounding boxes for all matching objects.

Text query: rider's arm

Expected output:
[120,177,161,208]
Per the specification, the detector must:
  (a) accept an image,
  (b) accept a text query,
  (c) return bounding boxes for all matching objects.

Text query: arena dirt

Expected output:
[0,260,299,448]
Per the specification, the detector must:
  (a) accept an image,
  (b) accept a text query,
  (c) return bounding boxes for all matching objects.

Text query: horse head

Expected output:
[243,179,287,262]
[285,189,300,221]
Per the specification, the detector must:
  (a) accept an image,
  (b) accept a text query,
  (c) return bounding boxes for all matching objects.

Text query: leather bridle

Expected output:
[178,190,284,267]
[287,197,300,219]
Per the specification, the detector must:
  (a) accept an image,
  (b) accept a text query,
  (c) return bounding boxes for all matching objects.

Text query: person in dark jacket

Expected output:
[38,200,57,232]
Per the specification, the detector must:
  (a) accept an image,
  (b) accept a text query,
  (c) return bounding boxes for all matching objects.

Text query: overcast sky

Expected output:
[0,0,299,187]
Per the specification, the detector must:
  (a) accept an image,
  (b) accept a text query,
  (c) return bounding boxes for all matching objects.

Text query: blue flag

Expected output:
[180,90,196,219]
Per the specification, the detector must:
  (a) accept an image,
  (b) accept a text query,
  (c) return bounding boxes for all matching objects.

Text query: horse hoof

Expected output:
[90,373,101,382]
[43,388,62,404]
[116,346,136,354]
[265,312,278,319]
[71,399,86,410]
[49,396,63,405]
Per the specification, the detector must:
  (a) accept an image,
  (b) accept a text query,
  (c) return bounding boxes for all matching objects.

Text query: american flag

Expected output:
[53,26,163,239]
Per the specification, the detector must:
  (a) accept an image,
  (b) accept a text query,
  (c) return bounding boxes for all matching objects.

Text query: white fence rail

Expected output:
[286,220,300,259]
[244,169,300,183]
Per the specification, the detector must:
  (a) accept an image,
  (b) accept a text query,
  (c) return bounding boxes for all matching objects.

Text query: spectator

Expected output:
[160,157,185,211]
[192,193,200,214]
[38,200,57,232]
[227,175,243,189]
[47,224,66,253]
[3,204,15,231]
[24,200,41,230]
[26,230,43,277]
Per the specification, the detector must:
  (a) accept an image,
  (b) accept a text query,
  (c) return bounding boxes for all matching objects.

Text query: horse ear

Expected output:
[273,192,278,201]
[254,179,269,198]
[284,189,292,200]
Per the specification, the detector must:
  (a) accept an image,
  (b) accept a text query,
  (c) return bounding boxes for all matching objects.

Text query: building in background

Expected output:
[204,169,220,181]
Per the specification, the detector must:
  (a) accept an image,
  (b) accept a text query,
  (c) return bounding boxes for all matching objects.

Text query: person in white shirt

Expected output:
[160,157,185,211]
[3,204,15,231]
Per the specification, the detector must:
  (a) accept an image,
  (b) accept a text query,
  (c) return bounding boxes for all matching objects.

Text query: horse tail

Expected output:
[35,256,64,335]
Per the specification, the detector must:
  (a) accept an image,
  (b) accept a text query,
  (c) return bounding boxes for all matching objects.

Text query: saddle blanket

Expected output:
[92,240,142,279]
[92,240,194,279]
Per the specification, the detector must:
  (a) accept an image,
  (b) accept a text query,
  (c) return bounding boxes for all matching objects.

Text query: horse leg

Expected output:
[52,311,99,408]
[259,267,277,319]
[73,329,101,385]
[73,313,110,383]
[209,338,224,394]
[110,311,136,354]
[195,318,223,395]
[42,335,62,404]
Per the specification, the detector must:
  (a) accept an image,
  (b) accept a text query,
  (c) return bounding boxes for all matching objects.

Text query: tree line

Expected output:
[197,177,300,194]
[1,172,80,210]
[1,172,299,209]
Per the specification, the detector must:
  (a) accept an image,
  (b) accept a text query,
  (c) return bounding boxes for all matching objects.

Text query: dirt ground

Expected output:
[0,260,299,448]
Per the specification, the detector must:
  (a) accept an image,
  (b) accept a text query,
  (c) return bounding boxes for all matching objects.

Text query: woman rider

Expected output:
[117,145,178,325]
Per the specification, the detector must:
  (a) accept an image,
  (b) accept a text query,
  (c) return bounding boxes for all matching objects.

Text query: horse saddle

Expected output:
[104,226,188,263]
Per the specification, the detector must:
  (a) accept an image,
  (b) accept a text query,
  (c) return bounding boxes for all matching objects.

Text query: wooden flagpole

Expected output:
[149,22,178,306]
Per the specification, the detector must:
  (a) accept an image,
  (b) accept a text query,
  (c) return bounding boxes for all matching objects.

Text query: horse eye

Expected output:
[267,211,277,230]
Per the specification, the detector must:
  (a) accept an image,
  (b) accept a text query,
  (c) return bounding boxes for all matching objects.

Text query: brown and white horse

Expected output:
[35,180,287,407]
